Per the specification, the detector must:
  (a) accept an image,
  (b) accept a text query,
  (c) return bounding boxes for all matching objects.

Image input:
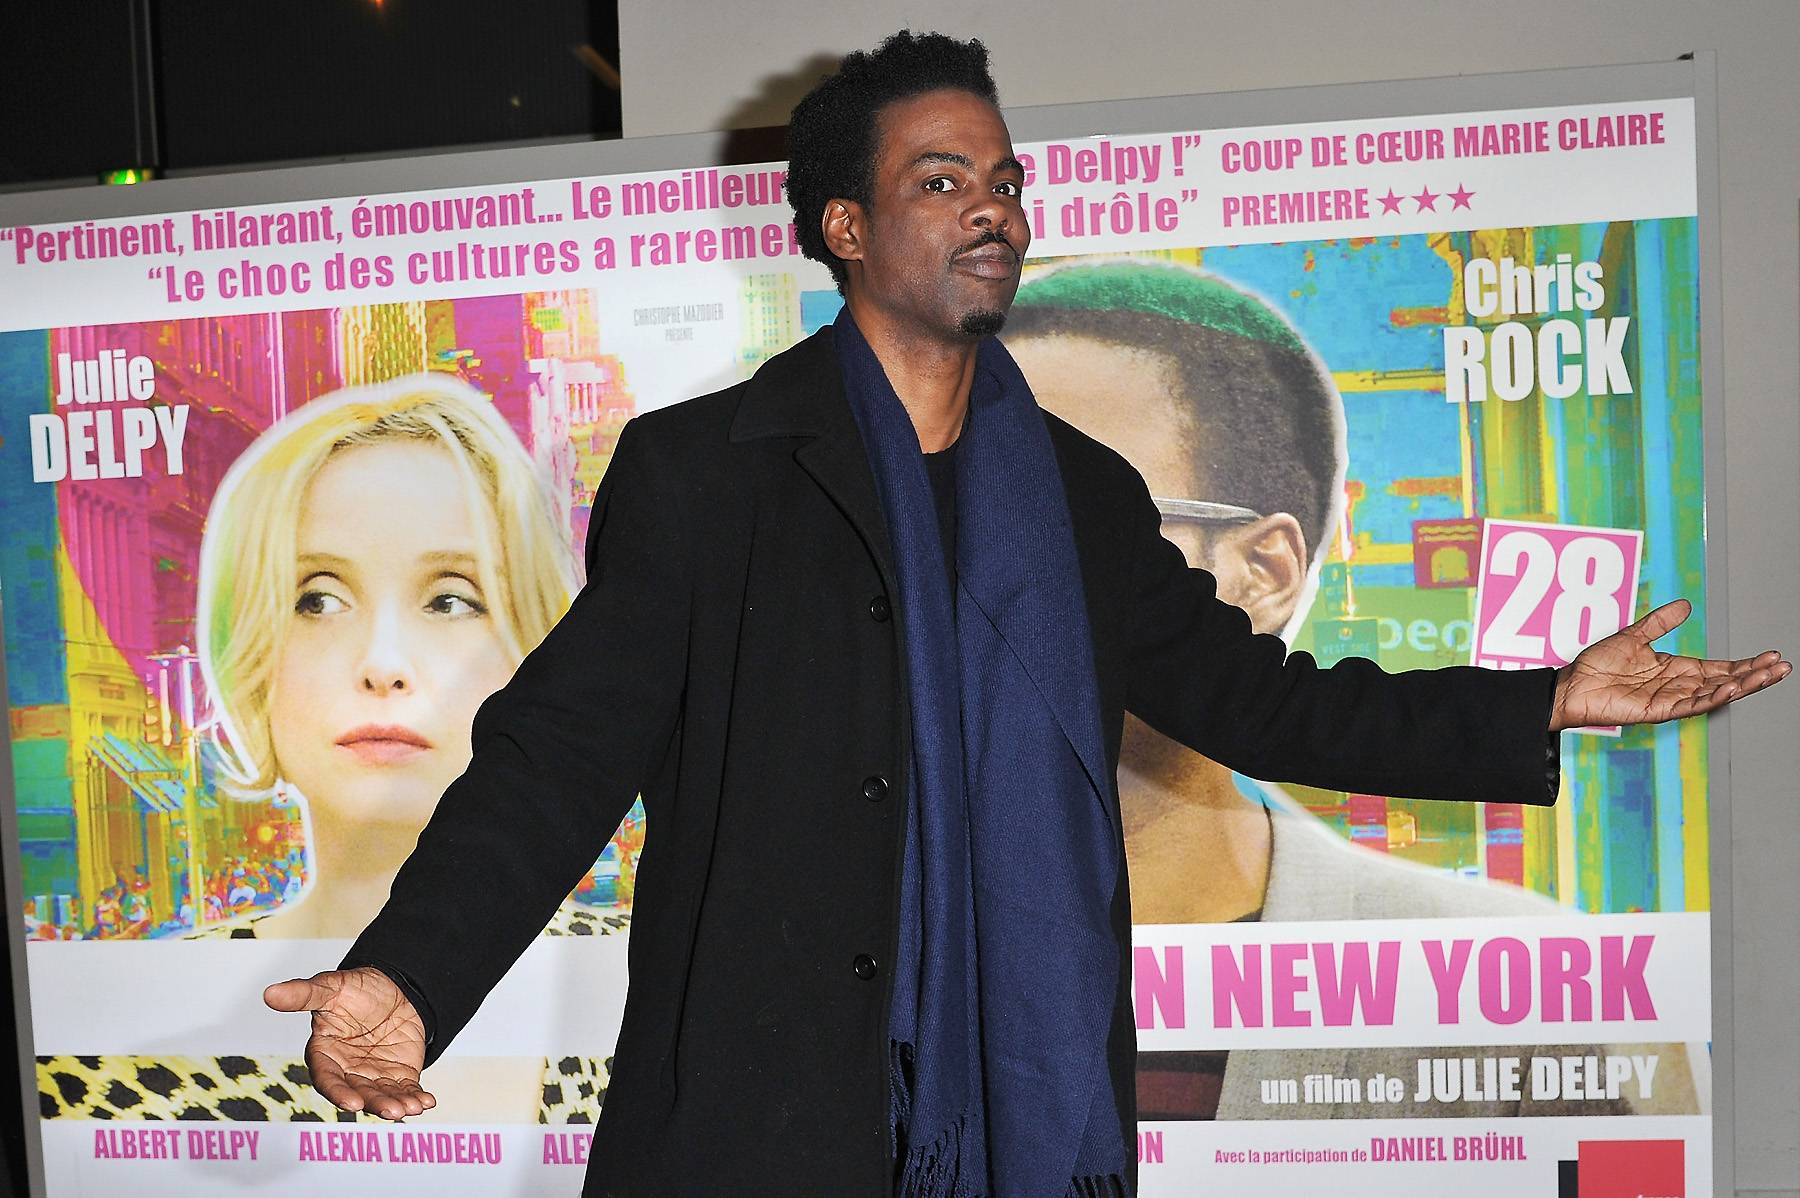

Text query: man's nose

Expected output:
[965,193,1012,238]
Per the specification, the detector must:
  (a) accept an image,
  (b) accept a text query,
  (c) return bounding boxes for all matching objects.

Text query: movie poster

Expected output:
[0,95,1705,1196]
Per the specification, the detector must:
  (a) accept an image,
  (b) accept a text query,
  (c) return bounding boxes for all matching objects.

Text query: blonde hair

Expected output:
[197,373,577,795]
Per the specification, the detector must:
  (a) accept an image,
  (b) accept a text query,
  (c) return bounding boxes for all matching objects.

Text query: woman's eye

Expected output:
[294,590,346,616]
[426,592,487,617]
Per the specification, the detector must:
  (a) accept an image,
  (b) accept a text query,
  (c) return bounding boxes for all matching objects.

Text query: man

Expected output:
[265,32,1785,1197]
[1001,258,1698,1120]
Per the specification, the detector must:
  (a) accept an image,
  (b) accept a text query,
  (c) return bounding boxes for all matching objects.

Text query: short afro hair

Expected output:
[1002,260,1347,569]
[785,31,1000,290]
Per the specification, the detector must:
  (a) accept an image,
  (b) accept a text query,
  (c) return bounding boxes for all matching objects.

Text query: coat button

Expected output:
[852,954,879,981]
[861,775,888,803]
[869,594,891,622]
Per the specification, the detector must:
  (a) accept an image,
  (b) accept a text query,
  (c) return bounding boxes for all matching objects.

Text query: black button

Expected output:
[852,954,879,981]
[861,775,888,803]
[869,594,891,622]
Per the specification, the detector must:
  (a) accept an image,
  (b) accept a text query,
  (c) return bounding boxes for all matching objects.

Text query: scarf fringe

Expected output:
[888,1039,915,1157]
[895,1115,1128,1198]
[893,1039,1129,1198]
[894,1109,984,1198]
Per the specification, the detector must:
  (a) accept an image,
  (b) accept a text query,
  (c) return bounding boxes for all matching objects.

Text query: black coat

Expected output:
[345,327,1556,1196]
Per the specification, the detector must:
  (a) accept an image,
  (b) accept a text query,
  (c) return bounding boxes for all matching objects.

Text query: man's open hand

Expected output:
[1550,598,1791,731]
[263,967,435,1121]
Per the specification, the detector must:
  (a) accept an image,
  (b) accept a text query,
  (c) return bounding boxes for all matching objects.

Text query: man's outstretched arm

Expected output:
[264,418,692,1116]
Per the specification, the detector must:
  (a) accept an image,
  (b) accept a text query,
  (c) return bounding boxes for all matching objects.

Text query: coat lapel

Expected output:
[730,327,897,589]
[795,428,896,589]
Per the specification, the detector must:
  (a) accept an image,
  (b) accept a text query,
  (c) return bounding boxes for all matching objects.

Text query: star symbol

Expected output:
[1412,186,1439,212]
[1377,189,1404,215]
[1448,183,1475,210]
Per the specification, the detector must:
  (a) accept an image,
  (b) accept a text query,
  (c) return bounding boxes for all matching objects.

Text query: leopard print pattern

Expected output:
[537,1054,613,1125]
[542,903,631,937]
[39,1052,615,1125]
[39,1056,353,1122]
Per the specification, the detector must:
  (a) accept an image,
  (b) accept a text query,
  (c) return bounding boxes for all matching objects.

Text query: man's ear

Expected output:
[821,198,866,267]
[1211,513,1308,636]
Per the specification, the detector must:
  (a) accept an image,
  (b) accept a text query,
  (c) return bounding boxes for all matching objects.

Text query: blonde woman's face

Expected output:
[270,440,514,830]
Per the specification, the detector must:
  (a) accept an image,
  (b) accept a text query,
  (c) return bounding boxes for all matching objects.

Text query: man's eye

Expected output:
[995,181,1021,197]
[295,590,347,616]
[923,176,956,193]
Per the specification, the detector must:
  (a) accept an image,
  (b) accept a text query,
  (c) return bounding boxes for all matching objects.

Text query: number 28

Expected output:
[1483,530,1629,663]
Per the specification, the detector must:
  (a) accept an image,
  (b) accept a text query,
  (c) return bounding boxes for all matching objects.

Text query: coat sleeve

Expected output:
[342,417,690,1062]
[1120,471,1559,806]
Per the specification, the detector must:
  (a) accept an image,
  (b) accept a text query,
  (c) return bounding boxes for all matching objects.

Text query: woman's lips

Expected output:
[335,724,431,765]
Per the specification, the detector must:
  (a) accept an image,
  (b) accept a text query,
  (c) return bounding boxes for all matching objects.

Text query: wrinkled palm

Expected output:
[1553,599,1790,729]
[265,967,435,1120]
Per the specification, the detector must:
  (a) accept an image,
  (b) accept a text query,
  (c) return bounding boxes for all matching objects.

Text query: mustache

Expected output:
[950,229,1019,262]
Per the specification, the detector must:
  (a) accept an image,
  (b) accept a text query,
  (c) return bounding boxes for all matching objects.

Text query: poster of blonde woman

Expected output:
[196,375,584,941]
[4,298,650,1139]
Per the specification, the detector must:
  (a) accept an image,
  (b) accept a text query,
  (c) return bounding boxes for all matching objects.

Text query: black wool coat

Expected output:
[345,327,1556,1196]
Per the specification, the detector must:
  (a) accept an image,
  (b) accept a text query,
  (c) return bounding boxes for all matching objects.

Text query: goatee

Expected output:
[958,308,1007,338]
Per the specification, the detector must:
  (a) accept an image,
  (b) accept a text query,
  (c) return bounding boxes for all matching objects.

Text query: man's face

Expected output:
[836,88,1029,339]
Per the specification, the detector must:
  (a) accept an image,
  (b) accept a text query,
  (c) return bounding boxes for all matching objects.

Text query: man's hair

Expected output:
[1003,260,1346,566]
[785,30,1000,289]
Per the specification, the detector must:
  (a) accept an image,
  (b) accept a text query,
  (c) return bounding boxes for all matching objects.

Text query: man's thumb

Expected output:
[1631,597,1690,643]
[263,975,334,1013]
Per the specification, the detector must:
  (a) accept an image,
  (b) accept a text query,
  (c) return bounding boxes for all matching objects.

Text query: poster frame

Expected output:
[0,53,1723,1197]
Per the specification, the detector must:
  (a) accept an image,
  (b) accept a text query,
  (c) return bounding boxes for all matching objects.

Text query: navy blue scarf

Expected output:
[834,310,1128,1198]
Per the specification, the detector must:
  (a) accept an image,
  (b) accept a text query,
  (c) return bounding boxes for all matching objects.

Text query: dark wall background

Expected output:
[0,4,621,1192]
[0,0,623,187]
